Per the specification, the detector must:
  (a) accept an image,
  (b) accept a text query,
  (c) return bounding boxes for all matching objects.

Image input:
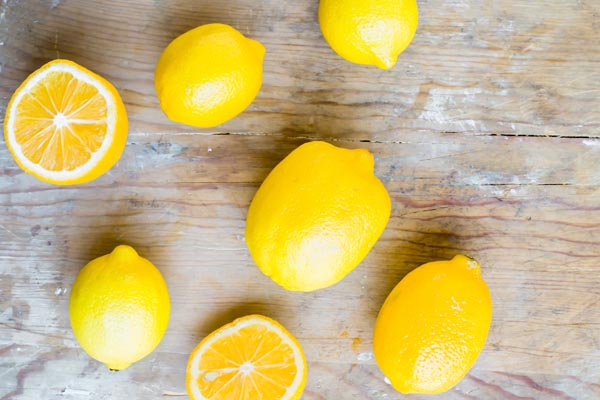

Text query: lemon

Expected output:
[69,245,170,370]
[187,315,306,400]
[154,23,265,128]
[319,0,418,69]
[4,59,128,185]
[245,141,391,292]
[373,255,492,394]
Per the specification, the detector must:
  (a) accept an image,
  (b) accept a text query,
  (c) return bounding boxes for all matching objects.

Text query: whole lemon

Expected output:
[154,23,265,128]
[69,245,170,370]
[245,141,391,292]
[319,0,418,69]
[373,255,492,394]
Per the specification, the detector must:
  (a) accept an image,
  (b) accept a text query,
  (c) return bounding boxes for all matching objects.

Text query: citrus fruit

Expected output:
[154,23,265,128]
[69,245,170,371]
[186,314,306,400]
[245,141,391,292]
[373,255,492,394]
[4,59,128,185]
[319,0,419,69]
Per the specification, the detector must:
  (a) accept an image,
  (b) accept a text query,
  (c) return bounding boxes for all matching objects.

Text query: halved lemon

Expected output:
[186,314,307,400]
[4,59,128,185]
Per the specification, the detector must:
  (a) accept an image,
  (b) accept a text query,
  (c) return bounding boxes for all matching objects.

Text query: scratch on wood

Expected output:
[54,31,60,59]
[0,224,19,238]
[0,344,17,356]
[494,372,576,400]
[0,350,55,400]
[467,374,531,400]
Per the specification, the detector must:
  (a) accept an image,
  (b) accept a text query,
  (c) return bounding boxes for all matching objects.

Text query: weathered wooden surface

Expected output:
[1,0,599,399]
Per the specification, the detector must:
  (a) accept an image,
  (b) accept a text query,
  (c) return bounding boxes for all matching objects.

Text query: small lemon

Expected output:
[319,0,418,69]
[154,23,265,128]
[373,255,492,394]
[69,245,170,370]
[245,141,391,292]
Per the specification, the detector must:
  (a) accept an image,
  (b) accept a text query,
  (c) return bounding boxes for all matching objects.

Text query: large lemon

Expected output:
[245,141,391,292]
[319,0,418,69]
[373,255,492,394]
[154,23,265,128]
[69,245,170,370]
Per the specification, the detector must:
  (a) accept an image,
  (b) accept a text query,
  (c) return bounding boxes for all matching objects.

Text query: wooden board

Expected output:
[1,0,599,399]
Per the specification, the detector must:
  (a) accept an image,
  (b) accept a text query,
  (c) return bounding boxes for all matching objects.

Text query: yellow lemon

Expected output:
[4,59,128,185]
[187,315,307,400]
[154,23,265,128]
[373,255,492,394]
[319,0,418,69]
[69,245,170,370]
[245,141,391,292]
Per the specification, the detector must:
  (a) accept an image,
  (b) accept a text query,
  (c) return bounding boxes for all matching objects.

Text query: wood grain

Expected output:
[1,0,600,399]
[0,0,598,139]
[2,133,600,398]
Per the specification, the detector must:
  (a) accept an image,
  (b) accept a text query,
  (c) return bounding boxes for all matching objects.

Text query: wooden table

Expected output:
[1,0,599,398]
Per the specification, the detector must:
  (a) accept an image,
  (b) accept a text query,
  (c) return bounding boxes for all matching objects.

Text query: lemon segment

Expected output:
[4,59,128,185]
[186,315,307,400]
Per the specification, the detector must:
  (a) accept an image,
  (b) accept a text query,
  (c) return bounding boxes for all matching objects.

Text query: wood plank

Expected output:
[1,0,600,398]
[3,345,599,399]
[0,0,598,139]
[1,133,600,398]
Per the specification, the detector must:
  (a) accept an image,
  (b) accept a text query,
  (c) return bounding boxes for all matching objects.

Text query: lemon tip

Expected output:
[372,52,398,70]
[111,245,139,260]
[106,362,131,371]
[247,38,266,59]
[451,254,481,273]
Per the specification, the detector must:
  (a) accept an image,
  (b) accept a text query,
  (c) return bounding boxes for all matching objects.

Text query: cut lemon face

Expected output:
[187,314,307,400]
[4,59,128,185]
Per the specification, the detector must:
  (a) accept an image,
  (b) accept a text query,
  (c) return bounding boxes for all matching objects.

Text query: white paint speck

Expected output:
[61,388,90,396]
[357,352,373,361]
[54,287,68,296]
[583,140,600,147]
[384,376,391,385]
[505,20,514,32]
[207,147,213,152]
[369,389,390,399]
